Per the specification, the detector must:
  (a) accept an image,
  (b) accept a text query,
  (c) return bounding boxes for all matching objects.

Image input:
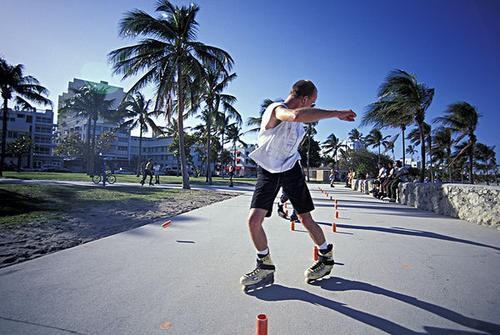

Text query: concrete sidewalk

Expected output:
[1,184,499,334]
[0,177,255,193]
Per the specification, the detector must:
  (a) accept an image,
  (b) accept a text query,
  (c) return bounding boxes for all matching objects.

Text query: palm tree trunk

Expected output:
[378,144,381,164]
[91,118,97,174]
[0,98,9,176]
[417,122,426,182]
[206,110,212,184]
[85,117,92,174]
[137,128,143,177]
[17,154,21,172]
[177,67,190,189]
[447,149,452,182]
[469,136,475,184]
[428,136,433,182]
[220,130,225,178]
[401,126,406,166]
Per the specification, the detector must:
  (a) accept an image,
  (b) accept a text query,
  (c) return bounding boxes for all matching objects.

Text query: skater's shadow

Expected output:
[318,277,500,334]
[316,223,500,252]
[248,279,500,335]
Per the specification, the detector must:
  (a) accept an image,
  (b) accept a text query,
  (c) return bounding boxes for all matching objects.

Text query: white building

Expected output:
[57,78,130,167]
[231,144,257,177]
[341,138,365,151]
[57,78,206,173]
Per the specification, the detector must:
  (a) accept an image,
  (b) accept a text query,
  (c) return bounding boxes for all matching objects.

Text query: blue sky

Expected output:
[1,0,499,160]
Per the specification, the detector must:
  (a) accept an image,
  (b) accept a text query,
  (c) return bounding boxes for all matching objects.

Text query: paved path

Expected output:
[1,183,499,334]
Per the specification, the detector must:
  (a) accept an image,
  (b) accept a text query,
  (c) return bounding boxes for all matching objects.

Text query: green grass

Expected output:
[2,171,256,185]
[0,184,194,226]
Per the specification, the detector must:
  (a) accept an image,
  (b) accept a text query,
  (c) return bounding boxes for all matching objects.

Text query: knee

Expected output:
[247,211,265,229]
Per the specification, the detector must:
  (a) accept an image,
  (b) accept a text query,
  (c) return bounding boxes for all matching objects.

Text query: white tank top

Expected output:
[249,102,305,173]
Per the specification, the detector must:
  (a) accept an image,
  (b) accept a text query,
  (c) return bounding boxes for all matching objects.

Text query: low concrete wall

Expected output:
[350,180,500,228]
[399,183,500,228]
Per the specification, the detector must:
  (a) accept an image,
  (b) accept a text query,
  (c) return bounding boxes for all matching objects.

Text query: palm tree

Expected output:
[432,127,453,182]
[364,128,388,163]
[163,118,191,177]
[405,144,416,162]
[200,67,239,184]
[0,57,52,176]
[117,92,162,176]
[304,122,318,180]
[59,84,115,174]
[348,128,364,145]
[382,139,395,161]
[407,122,433,180]
[226,124,247,174]
[363,96,413,166]
[434,102,480,184]
[464,143,495,184]
[246,98,277,134]
[322,133,345,170]
[215,114,234,177]
[109,0,234,189]
[366,69,434,181]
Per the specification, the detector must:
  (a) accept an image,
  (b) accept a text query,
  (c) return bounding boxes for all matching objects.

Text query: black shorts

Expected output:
[250,162,315,217]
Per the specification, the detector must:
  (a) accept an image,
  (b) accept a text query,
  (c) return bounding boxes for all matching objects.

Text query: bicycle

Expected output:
[92,172,116,184]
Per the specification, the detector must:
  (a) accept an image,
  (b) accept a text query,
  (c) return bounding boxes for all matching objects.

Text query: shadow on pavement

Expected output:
[0,316,86,335]
[317,277,500,334]
[249,280,499,334]
[315,222,500,252]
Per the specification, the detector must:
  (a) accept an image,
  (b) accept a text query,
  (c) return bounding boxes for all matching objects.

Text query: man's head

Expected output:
[396,160,402,168]
[287,80,317,108]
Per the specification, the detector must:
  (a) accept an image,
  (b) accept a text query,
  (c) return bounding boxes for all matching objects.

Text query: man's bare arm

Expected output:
[275,106,356,123]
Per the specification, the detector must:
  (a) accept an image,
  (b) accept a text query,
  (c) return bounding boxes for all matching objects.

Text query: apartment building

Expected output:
[0,107,60,169]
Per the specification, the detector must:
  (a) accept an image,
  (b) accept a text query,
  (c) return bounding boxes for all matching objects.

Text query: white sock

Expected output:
[257,248,269,257]
[317,241,329,251]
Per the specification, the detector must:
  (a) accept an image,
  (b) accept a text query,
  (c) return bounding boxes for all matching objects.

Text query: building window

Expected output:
[26,115,33,123]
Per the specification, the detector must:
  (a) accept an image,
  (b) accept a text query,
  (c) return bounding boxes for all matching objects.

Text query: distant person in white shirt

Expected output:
[153,163,161,184]
[240,80,356,291]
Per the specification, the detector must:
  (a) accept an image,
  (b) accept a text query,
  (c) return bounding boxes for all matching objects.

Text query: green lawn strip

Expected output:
[0,184,198,227]
[2,171,256,185]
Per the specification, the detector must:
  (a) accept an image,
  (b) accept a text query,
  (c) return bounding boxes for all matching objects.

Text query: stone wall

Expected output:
[399,183,500,228]
[350,179,500,228]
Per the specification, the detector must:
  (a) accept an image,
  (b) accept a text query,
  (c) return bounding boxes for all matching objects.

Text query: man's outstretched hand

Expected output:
[338,109,356,122]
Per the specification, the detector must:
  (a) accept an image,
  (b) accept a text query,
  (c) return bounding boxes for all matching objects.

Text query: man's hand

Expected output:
[338,109,356,122]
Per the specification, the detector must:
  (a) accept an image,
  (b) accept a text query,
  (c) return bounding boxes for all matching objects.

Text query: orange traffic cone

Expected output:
[161,220,172,228]
[332,222,337,233]
[256,314,268,335]
[290,220,295,231]
[335,210,339,219]
[313,246,319,261]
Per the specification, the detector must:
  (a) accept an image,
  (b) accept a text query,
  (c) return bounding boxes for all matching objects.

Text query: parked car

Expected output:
[40,166,71,172]
[115,168,134,175]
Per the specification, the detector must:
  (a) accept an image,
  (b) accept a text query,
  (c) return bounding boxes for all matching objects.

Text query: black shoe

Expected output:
[277,204,288,220]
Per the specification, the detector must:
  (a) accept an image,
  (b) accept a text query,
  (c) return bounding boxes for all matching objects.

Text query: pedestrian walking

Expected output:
[153,162,161,184]
[140,159,154,186]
